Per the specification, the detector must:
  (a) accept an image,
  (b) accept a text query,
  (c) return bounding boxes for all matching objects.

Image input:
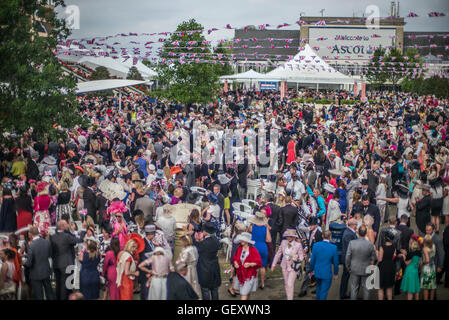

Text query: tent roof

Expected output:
[220,69,274,81]
[267,44,354,84]
[76,79,148,94]
[76,56,157,79]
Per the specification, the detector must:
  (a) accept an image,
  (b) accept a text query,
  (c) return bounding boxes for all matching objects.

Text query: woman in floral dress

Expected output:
[421,235,437,300]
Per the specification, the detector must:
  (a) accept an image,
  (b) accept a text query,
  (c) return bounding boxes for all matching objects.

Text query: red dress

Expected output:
[102,250,120,300]
[286,140,296,165]
[119,256,134,300]
[17,209,32,231]
[33,195,51,237]
[232,245,262,285]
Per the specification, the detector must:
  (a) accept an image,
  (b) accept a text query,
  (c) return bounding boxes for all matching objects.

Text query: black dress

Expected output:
[379,244,396,289]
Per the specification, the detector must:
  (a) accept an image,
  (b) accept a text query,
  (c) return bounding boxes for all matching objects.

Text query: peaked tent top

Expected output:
[220,69,273,80]
[76,79,149,94]
[267,44,354,84]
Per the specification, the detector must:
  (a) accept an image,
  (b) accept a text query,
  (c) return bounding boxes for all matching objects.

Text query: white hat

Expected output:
[78,135,87,146]
[148,164,156,171]
[233,232,255,245]
[324,183,336,193]
[145,246,166,258]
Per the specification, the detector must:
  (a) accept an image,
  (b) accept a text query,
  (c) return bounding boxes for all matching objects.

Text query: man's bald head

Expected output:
[57,220,66,231]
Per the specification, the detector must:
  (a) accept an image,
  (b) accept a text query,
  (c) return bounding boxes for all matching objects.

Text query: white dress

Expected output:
[396,196,410,219]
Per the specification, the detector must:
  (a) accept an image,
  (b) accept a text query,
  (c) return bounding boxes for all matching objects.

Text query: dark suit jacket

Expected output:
[280,204,299,234]
[362,203,381,234]
[342,228,358,266]
[378,226,402,252]
[139,237,155,282]
[166,272,199,300]
[416,195,431,234]
[26,237,52,280]
[396,224,413,251]
[432,234,445,269]
[267,202,282,231]
[83,187,97,223]
[50,230,82,270]
[196,236,221,289]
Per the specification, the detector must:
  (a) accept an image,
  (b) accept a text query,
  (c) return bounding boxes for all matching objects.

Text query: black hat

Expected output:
[202,221,216,234]
[361,179,369,185]
[384,230,395,243]
[309,217,318,226]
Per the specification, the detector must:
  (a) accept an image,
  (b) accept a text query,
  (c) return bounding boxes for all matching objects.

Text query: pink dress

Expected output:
[286,140,296,165]
[33,195,51,237]
[113,222,128,250]
[102,250,119,300]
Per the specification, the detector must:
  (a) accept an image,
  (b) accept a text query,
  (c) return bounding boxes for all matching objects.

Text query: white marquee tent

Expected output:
[220,69,274,81]
[266,44,354,85]
[74,56,157,80]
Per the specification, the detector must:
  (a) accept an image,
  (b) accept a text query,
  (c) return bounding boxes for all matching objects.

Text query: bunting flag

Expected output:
[407,12,419,17]
[315,20,326,26]
[428,12,446,17]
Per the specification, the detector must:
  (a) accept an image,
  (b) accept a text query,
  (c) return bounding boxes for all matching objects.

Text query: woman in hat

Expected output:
[176,235,201,298]
[155,205,177,248]
[185,209,202,247]
[110,205,128,250]
[33,182,52,237]
[79,237,101,300]
[102,237,120,300]
[399,235,422,300]
[138,247,174,300]
[271,229,305,300]
[377,230,396,300]
[286,138,296,166]
[229,232,262,300]
[376,183,411,220]
[170,187,183,205]
[116,239,140,300]
[247,212,271,289]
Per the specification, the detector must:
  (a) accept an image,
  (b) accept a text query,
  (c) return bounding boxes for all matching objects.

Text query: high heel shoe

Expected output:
[259,284,264,290]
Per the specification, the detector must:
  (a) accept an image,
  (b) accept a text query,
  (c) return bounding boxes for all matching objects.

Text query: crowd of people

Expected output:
[0,87,449,300]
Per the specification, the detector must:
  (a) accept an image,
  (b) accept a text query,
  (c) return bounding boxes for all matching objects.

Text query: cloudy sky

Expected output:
[60,0,449,41]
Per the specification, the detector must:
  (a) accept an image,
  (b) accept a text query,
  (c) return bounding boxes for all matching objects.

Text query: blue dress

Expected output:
[251,225,268,267]
[80,251,101,300]
[336,188,348,214]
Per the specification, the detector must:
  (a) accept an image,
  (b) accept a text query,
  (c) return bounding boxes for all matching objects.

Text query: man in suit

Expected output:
[339,219,358,300]
[81,176,97,224]
[443,224,449,288]
[167,262,199,300]
[26,227,54,300]
[196,222,221,300]
[50,220,82,300]
[394,214,414,295]
[396,215,414,251]
[361,195,381,239]
[415,185,431,236]
[266,194,282,248]
[426,223,445,285]
[309,230,339,300]
[138,224,157,300]
[346,225,377,300]
[378,216,402,252]
[280,196,299,235]
[298,217,323,297]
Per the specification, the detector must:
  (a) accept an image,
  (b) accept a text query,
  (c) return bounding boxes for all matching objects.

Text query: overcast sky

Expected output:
[59,0,449,41]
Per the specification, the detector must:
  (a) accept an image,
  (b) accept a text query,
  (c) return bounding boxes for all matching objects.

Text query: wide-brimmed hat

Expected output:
[84,236,99,245]
[417,184,431,191]
[234,220,247,232]
[115,161,130,173]
[161,204,173,216]
[428,121,438,128]
[126,233,145,254]
[36,181,48,193]
[247,211,268,226]
[42,156,56,165]
[233,232,255,245]
[324,183,336,193]
[328,169,343,176]
[78,135,87,146]
[283,229,299,238]
[145,246,166,258]
[170,166,182,176]
[435,154,446,165]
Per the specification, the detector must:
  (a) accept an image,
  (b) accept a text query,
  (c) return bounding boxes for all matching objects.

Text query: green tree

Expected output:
[90,66,110,80]
[155,19,222,105]
[127,66,144,80]
[365,46,388,88]
[0,0,82,140]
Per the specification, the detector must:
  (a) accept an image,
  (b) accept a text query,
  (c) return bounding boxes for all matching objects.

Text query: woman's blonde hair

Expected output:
[134,214,145,228]
[87,240,99,259]
[85,215,95,229]
[60,182,69,192]
[409,238,420,252]
[363,215,374,228]
[123,239,136,254]
[173,187,183,198]
[352,192,361,202]
[423,235,435,251]
[180,235,192,247]
[135,181,144,193]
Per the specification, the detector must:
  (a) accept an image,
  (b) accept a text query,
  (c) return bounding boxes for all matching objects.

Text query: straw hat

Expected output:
[283,229,299,239]
[328,169,343,176]
[247,211,268,226]
[42,156,56,165]
[233,232,255,245]
[234,220,247,232]
[324,183,336,193]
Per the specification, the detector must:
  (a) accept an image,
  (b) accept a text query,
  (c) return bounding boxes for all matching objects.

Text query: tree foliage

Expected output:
[0,0,83,140]
[364,46,388,88]
[90,66,111,80]
[401,76,449,98]
[126,66,144,80]
[154,19,228,105]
